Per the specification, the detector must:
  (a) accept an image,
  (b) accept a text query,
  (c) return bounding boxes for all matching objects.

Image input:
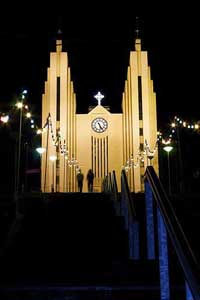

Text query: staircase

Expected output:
[0,192,161,299]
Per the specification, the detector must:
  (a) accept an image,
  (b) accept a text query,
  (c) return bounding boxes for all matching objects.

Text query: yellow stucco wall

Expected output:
[76,105,123,192]
[41,38,158,193]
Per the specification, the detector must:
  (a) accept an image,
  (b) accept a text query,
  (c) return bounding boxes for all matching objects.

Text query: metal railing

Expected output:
[145,166,200,300]
[121,169,136,220]
[121,169,139,259]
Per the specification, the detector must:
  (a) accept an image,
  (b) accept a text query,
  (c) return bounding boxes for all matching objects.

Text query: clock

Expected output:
[91,118,108,133]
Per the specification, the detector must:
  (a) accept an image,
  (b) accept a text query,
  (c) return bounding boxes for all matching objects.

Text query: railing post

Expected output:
[157,208,170,300]
[129,220,140,260]
[145,180,155,259]
[121,170,139,259]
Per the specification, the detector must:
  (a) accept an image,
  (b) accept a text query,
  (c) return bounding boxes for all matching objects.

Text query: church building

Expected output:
[41,37,158,193]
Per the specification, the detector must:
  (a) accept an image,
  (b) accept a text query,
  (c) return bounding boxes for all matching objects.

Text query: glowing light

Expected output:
[31,119,34,123]
[16,102,23,109]
[162,139,171,145]
[37,129,42,134]
[171,123,176,127]
[31,124,34,128]
[22,89,28,94]
[125,165,129,172]
[195,124,199,129]
[94,91,104,105]
[36,147,46,154]
[49,155,57,161]
[163,146,173,153]
[24,105,29,110]
[0,115,9,123]
[26,112,31,118]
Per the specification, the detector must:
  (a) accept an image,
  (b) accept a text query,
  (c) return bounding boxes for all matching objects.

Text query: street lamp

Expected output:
[15,102,24,197]
[0,114,9,123]
[163,145,173,196]
[10,90,29,200]
[36,147,46,155]
[14,89,28,198]
[49,155,57,192]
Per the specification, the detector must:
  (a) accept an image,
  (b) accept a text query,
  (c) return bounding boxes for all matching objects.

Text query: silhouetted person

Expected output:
[87,169,94,192]
[77,169,84,192]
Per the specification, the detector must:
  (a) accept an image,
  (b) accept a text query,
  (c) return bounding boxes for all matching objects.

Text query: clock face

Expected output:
[91,118,108,133]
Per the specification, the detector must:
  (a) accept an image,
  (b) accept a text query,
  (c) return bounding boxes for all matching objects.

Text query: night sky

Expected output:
[0,5,200,130]
[0,4,200,195]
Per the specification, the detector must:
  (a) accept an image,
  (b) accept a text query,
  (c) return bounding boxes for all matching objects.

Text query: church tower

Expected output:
[122,36,158,192]
[41,33,158,193]
[41,38,77,192]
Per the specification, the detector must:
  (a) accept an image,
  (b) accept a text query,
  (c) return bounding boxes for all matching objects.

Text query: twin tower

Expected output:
[41,37,158,193]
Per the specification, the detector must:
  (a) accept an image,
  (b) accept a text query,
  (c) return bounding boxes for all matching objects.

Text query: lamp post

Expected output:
[163,145,173,196]
[49,155,57,192]
[15,101,23,197]
[15,90,27,198]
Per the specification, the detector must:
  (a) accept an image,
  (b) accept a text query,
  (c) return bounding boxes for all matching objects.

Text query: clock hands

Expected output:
[92,118,107,132]
[98,122,103,130]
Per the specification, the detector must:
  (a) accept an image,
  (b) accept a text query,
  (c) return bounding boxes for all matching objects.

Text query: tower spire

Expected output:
[56,29,62,52]
[134,16,141,51]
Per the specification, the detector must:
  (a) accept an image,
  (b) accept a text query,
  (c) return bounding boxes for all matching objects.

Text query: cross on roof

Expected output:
[94,92,104,106]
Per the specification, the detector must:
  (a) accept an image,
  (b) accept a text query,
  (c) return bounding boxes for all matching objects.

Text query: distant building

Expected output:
[41,37,158,192]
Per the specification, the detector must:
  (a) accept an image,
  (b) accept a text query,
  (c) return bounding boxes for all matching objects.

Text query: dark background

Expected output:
[0,4,200,194]
[0,5,200,121]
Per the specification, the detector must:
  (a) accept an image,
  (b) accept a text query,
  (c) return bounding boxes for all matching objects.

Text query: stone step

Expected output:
[0,285,161,300]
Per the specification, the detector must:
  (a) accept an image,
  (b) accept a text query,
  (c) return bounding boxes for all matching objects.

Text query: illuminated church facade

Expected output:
[41,37,158,193]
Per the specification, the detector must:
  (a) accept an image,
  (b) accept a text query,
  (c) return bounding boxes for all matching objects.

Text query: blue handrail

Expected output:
[121,170,139,259]
[145,166,200,300]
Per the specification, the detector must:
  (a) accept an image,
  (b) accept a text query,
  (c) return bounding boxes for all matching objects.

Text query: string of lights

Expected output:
[158,115,200,144]
[0,91,38,130]
[0,97,80,172]
[1,94,199,173]
[39,113,79,170]
[123,139,158,172]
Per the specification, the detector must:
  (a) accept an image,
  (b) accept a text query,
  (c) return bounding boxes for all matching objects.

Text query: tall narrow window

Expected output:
[106,136,108,176]
[91,136,93,172]
[138,76,143,120]
[57,77,60,121]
